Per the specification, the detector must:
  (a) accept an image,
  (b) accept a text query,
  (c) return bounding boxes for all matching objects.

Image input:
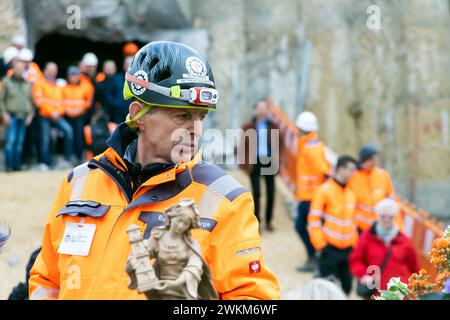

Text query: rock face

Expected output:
[0,0,26,52]
[2,0,450,217]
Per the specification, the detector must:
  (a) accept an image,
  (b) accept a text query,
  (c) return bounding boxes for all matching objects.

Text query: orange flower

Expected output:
[437,239,449,248]
[419,268,428,275]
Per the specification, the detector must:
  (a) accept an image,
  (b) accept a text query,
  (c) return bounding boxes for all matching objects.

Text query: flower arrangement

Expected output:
[376,225,450,300]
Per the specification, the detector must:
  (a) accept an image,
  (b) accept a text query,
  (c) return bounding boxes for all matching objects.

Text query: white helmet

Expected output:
[17,48,34,62]
[11,35,27,48]
[56,78,67,87]
[295,111,319,132]
[3,47,19,65]
[81,52,98,67]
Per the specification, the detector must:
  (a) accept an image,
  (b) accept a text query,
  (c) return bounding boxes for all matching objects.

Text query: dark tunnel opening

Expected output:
[34,33,145,77]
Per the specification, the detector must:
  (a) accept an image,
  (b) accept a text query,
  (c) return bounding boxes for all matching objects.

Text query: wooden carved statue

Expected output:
[126,198,218,300]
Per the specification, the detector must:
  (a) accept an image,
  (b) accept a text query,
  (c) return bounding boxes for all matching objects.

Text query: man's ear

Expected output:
[129,101,143,119]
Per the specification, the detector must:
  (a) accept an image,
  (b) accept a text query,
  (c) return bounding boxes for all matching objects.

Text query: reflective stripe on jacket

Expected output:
[62,80,94,116]
[32,77,64,117]
[295,132,331,201]
[347,167,395,231]
[29,123,280,300]
[308,178,358,250]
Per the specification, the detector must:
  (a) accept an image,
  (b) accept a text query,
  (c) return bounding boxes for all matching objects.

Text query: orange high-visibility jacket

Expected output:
[62,80,94,116]
[347,167,395,231]
[308,178,358,251]
[32,77,64,117]
[29,124,280,300]
[295,132,331,201]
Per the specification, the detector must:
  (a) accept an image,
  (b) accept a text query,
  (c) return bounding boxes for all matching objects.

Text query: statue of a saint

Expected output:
[126,198,218,300]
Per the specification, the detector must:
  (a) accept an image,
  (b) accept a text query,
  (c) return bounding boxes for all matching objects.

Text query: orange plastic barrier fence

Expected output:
[266,100,445,272]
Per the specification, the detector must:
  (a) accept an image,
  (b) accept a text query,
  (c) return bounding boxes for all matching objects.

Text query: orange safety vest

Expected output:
[308,178,358,250]
[32,77,64,117]
[295,132,331,201]
[347,167,396,231]
[62,80,94,116]
[29,124,280,300]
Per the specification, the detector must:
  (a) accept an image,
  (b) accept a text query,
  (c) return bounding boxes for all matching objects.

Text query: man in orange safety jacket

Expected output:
[348,144,397,233]
[294,111,331,272]
[32,62,74,169]
[308,155,358,295]
[29,41,280,300]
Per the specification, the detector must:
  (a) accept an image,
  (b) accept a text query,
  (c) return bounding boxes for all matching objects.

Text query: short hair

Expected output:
[336,155,357,170]
[375,198,399,217]
[286,278,347,300]
[45,61,57,69]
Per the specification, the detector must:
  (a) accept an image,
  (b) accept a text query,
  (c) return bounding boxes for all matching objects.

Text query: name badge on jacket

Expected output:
[58,223,96,256]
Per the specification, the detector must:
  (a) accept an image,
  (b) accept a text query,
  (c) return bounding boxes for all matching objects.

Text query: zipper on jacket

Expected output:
[88,159,133,203]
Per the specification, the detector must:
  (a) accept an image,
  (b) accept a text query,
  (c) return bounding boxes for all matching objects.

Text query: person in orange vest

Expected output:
[29,41,280,300]
[62,66,94,163]
[348,144,396,233]
[308,155,358,295]
[32,62,74,170]
[294,111,331,272]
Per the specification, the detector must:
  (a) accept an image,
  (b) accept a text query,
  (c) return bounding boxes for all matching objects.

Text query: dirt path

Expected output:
[0,169,342,299]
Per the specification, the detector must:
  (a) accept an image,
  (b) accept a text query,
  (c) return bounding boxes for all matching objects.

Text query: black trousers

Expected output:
[249,161,275,225]
[319,245,353,295]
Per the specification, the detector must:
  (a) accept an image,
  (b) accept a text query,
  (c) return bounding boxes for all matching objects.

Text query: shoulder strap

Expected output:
[380,246,394,272]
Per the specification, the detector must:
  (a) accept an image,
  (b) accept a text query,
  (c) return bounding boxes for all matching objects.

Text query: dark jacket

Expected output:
[349,223,419,290]
[238,117,283,174]
[103,72,131,124]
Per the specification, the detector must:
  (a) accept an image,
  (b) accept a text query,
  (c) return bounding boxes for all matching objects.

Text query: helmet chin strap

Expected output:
[125,104,153,130]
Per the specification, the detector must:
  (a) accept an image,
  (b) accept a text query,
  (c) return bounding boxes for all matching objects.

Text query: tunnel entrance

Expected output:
[34,33,145,76]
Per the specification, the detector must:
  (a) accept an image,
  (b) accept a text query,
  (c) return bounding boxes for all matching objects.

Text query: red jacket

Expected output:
[349,223,419,290]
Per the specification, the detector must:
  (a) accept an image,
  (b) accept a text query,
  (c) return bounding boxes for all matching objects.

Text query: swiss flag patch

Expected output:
[249,260,261,274]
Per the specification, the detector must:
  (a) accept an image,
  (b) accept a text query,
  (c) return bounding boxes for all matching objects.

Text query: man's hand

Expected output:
[360,275,375,287]
[25,115,33,127]
[50,111,60,121]
[316,249,323,259]
[3,114,11,126]
[66,108,83,118]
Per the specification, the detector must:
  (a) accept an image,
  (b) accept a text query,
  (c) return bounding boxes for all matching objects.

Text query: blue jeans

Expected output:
[5,115,27,170]
[40,116,74,166]
[66,116,86,161]
[295,201,316,259]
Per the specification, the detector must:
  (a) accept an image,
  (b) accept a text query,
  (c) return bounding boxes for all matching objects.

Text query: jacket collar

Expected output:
[299,131,318,143]
[331,177,347,189]
[369,222,402,244]
[103,122,203,187]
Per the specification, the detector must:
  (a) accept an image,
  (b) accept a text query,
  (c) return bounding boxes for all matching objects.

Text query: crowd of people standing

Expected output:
[0,35,140,172]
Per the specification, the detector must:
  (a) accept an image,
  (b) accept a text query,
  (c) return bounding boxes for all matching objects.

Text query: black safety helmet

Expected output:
[124,41,217,111]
